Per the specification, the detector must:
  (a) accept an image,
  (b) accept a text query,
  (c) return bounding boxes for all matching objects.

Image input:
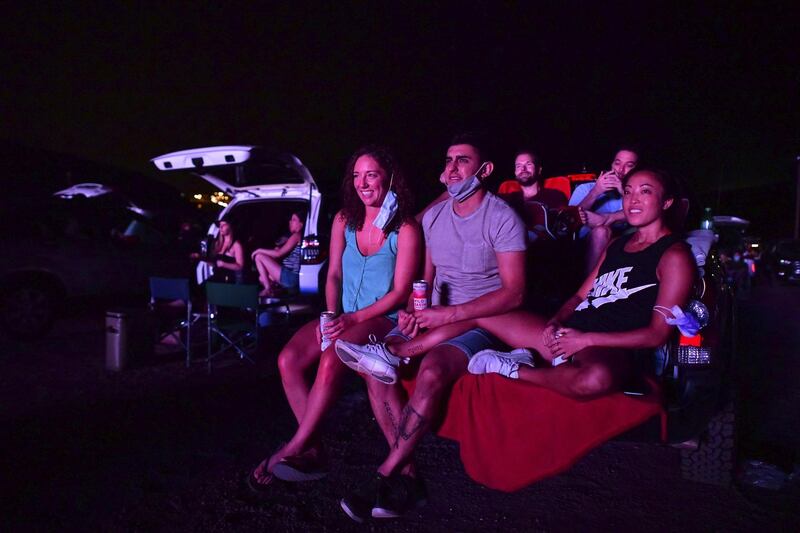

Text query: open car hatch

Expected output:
[150,145,317,196]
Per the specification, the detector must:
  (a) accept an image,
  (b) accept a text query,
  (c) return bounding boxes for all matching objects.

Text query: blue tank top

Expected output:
[341,225,399,320]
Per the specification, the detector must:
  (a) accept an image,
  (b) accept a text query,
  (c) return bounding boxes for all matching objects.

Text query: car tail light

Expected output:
[301,235,326,265]
[676,333,712,366]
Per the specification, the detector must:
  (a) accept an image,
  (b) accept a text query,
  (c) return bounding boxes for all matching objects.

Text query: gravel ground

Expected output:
[2,285,799,532]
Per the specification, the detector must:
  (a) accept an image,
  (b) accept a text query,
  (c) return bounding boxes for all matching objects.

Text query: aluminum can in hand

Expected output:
[412,280,429,311]
[320,311,336,351]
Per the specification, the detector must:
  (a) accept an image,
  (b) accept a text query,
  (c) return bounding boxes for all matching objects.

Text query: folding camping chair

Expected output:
[206,282,260,373]
[149,276,203,367]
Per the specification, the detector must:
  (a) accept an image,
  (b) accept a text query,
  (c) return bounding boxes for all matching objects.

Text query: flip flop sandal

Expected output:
[247,469,278,493]
[246,441,286,493]
[272,451,330,482]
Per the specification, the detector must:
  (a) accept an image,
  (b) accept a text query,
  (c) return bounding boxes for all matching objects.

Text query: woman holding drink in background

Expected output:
[249,145,421,489]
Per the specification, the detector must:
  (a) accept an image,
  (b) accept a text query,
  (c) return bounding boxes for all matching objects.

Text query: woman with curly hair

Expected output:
[249,145,421,489]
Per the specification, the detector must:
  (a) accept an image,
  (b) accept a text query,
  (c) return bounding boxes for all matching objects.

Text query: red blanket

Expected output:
[402,374,664,492]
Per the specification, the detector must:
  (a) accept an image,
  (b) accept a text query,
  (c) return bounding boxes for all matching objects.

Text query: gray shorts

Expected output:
[385,326,498,359]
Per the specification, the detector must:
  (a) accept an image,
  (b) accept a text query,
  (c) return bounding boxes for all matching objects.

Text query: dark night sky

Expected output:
[4,1,799,207]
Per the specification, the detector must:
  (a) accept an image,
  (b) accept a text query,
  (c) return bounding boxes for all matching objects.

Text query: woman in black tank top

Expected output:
[390,168,696,399]
[462,168,696,398]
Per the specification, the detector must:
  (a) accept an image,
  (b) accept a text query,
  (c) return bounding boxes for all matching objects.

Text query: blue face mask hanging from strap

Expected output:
[446,162,489,203]
[373,172,398,231]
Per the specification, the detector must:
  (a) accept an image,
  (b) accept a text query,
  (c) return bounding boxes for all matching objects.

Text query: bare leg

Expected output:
[471,311,634,399]
[253,319,320,482]
[364,375,416,476]
[515,347,632,399]
[388,320,478,358]
[474,311,551,356]
[254,255,284,295]
[269,317,394,469]
[254,256,272,295]
[376,345,467,477]
[585,225,611,275]
[389,311,553,361]
[261,255,284,283]
[277,319,324,423]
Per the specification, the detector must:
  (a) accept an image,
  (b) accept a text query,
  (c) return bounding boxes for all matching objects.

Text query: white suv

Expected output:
[151,145,327,297]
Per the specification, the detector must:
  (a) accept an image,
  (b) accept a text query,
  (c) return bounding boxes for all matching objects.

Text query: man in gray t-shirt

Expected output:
[423,191,527,306]
[336,133,526,521]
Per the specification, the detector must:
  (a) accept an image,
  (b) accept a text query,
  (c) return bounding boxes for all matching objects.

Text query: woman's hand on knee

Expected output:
[325,312,359,340]
[542,322,560,348]
[548,327,590,358]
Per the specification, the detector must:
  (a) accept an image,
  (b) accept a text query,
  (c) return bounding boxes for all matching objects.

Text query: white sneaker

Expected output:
[467,348,535,379]
[335,338,401,384]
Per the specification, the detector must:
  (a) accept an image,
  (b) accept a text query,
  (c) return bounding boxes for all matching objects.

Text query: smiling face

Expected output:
[352,155,390,208]
[514,152,540,186]
[611,149,639,178]
[623,170,673,227]
[289,213,304,233]
[443,144,484,187]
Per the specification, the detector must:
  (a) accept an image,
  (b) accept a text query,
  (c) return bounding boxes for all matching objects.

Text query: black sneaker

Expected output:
[372,473,427,519]
[340,474,385,523]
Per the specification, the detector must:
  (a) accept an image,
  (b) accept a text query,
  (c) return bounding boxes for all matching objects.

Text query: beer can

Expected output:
[412,280,428,311]
[320,311,336,350]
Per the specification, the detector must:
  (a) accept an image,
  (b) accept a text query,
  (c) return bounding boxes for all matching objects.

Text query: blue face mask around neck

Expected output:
[373,189,398,231]
[446,162,489,203]
[372,172,398,231]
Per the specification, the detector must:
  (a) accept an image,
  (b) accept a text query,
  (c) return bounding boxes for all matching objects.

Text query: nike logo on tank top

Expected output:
[569,233,683,333]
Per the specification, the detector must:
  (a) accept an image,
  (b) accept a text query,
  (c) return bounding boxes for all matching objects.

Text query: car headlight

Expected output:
[779,259,791,265]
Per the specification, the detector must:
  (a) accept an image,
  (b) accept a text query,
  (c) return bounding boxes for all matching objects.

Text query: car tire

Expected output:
[0,283,57,340]
[680,399,736,486]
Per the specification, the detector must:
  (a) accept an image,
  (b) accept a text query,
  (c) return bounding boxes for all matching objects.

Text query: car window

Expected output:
[184,158,305,188]
[224,200,310,252]
[245,160,304,185]
[715,227,746,250]
[777,242,800,255]
[36,197,144,244]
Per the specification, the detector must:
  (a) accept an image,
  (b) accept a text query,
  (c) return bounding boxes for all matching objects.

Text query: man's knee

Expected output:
[415,348,464,393]
[572,365,615,398]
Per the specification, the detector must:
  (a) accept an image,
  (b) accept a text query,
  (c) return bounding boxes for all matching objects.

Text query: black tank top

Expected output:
[565,233,685,333]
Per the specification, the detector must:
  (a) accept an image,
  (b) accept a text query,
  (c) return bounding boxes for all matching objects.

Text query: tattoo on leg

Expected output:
[406,343,424,356]
[396,404,428,446]
[384,401,398,440]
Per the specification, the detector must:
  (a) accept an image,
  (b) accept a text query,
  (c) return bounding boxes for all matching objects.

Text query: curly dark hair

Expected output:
[339,145,415,235]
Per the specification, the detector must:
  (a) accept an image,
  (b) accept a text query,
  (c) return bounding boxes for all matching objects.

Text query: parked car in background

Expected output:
[713,216,753,256]
[151,146,327,299]
[1,194,193,339]
[711,215,760,297]
[763,239,800,284]
[53,182,114,199]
